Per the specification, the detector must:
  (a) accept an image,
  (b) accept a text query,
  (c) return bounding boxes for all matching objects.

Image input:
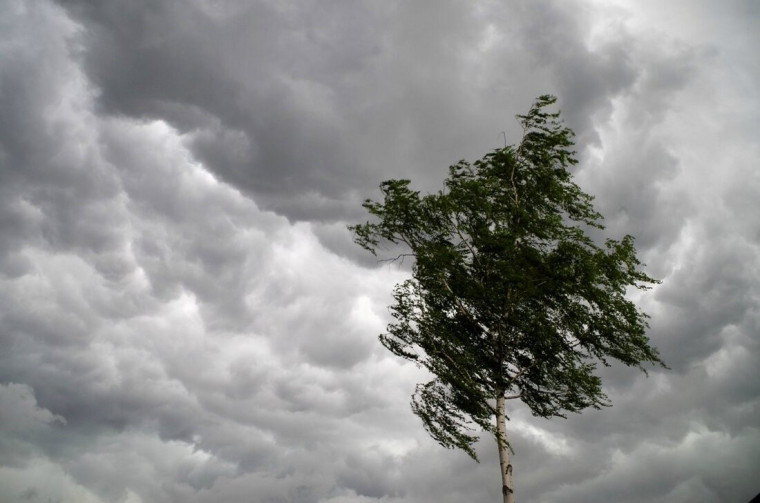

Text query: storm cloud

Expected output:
[1,1,758,502]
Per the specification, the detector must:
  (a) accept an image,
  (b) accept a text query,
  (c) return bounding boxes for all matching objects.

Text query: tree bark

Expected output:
[496,395,515,503]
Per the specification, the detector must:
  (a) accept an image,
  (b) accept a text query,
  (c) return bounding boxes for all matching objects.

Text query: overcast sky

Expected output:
[1,1,759,502]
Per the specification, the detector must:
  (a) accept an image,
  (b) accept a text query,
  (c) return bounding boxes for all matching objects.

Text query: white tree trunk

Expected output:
[496,395,515,503]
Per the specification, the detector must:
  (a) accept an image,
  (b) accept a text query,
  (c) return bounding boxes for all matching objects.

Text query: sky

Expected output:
[0,1,758,502]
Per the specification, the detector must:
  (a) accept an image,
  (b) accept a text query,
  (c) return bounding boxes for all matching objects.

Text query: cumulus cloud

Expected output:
[0,0,758,502]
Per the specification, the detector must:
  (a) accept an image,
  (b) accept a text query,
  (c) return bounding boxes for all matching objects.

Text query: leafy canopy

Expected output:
[350,95,664,460]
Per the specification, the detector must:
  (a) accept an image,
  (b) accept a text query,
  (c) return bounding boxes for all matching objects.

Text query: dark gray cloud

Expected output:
[53,0,655,223]
[1,1,759,502]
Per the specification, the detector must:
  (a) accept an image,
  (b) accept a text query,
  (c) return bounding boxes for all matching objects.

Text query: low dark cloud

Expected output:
[53,0,662,223]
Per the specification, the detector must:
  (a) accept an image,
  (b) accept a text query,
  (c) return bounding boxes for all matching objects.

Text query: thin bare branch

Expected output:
[378,253,415,264]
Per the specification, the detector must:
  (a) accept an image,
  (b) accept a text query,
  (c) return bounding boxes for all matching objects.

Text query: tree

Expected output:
[349,95,665,503]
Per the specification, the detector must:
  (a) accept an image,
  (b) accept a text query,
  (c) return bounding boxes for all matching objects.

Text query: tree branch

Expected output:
[439,276,495,344]
[377,253,415,266]
[510,119,531,206]
[452,211,479,262]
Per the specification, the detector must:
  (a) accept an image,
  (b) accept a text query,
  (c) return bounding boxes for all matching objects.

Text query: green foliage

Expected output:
[350,95,664,461]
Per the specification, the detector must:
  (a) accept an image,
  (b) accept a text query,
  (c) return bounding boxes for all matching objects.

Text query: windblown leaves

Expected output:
[350,95,664,460]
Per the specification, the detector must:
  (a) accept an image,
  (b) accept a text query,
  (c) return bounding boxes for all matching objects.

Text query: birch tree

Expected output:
[349,95,665,503]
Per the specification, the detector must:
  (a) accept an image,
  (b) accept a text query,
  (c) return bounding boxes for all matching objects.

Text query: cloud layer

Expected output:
[1,1,758,502]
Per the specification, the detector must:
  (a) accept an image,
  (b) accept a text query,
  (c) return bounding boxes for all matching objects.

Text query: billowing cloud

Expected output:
[1,1,758,502]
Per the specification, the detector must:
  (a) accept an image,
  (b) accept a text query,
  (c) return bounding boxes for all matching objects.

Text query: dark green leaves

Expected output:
[349,95,664,461]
